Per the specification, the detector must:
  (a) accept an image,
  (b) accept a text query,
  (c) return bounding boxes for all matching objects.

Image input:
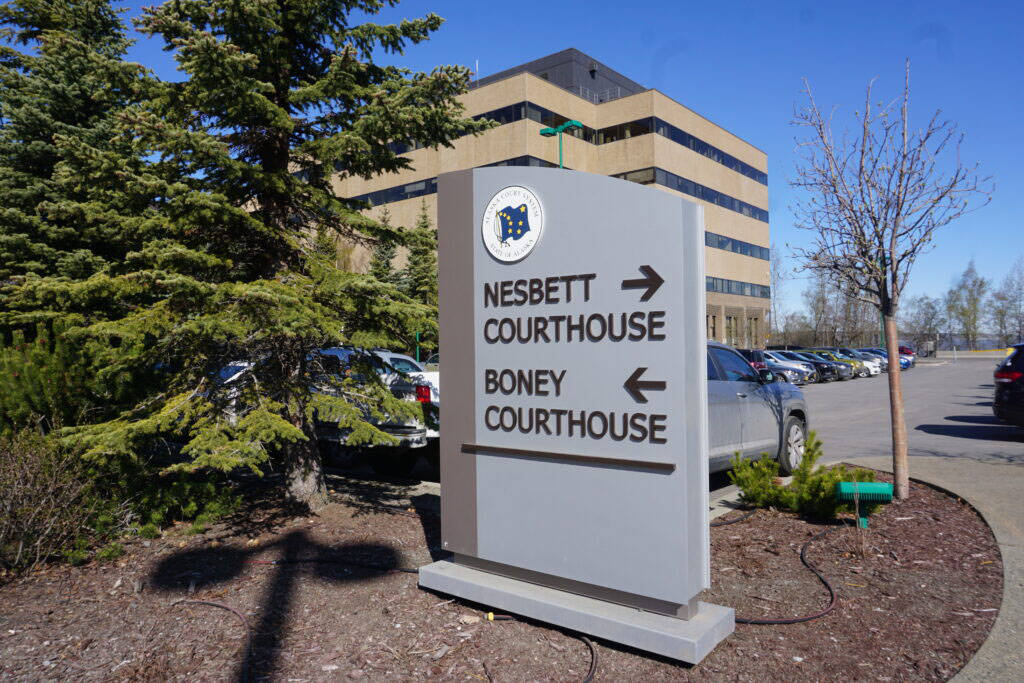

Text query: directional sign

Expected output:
[621,265,665,302]
[623,367,667,403]
[424,167,728,663]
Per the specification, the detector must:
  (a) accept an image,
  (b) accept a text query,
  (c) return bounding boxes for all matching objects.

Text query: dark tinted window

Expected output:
[705,276,771,299]
[388,358,422,373]
[705,232,770,260]
[706,351,721,380]
[711,348,758,382]
[738,349,764,363]
[614,167,770,223]
[1001,348,1024,371]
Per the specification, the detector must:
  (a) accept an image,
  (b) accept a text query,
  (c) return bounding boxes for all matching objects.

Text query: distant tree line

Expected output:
[771,256,1023,351]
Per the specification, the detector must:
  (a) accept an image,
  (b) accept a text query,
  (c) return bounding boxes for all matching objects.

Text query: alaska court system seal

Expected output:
[481,185,544,263]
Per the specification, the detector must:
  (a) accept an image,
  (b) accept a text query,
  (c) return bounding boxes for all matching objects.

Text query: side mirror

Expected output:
[758,369,776,383]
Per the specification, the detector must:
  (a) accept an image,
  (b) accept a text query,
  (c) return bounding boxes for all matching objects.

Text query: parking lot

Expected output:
[801,358,1023,467]
[334,357,1024,494]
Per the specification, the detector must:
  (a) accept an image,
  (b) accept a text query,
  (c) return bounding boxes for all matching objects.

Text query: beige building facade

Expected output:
[332,49,771,347]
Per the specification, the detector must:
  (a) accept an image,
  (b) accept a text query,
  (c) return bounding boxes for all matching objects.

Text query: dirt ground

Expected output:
[0,468,1003,681]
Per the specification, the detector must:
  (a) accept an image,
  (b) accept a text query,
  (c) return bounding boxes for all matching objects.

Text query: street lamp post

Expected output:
[539,120,583,168]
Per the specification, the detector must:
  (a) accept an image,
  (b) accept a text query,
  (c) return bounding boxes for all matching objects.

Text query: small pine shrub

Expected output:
[96,542,124,561]
[137,523,161,539]
[729,431,878,520]
[727,455,786,509]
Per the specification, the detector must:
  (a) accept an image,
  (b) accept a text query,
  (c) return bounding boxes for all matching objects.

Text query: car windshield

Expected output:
[217,363,250,382]
[319,348,392,376]
[388,357,423,373]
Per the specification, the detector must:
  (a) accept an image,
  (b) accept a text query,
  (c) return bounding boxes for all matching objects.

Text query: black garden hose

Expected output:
[732,525,839,625]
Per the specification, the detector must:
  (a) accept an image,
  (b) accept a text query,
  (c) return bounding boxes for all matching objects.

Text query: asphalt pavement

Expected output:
[802,357,1022,466]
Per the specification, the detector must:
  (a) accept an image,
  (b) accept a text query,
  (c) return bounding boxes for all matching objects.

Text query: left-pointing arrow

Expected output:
[623,367,667,403]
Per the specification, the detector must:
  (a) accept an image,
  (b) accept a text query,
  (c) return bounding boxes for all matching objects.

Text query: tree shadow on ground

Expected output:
[942,415,1006,426]
[150,529,402,681]
[915,417,1024,446]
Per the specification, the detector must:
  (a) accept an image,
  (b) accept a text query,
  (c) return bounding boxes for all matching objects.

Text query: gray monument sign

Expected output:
[418,167,734,663]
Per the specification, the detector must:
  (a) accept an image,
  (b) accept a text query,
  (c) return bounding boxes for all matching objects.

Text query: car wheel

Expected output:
[369,449,418,478]
[778,415,806,475]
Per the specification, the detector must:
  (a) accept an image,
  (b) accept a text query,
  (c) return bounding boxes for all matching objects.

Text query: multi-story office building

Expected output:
[332,48,770,347]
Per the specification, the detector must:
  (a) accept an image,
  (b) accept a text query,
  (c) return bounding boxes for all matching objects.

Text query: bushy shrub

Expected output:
[96,542,125,561]
[98,456,240,529]
[0,430,101,576]
[728,431,878,519]
[0,324,95,433]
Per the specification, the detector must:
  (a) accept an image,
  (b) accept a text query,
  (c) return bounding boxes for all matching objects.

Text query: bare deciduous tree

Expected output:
[791,61,993,498]
[900,294,945,351]
[945,260,990,350]
[770,243,788,340]
[988,256,1024,347]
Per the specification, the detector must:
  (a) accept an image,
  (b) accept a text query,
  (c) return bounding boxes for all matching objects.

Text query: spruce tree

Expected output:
[0,0,150,432]
[2,0,489,509]
[0,0,145,280]
[368,208,398,285]
[402,200,439,307]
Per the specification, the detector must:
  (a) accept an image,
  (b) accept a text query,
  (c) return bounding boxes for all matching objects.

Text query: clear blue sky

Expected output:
[120,0,1023,311]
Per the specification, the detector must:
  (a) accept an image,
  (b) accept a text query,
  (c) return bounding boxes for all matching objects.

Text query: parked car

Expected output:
[766,361,806,385]
[864,347,912,370]
[993,344,1024,427]
[838,348,882,376]
[707,342,809,474]
[316,348,438,475]
[775,350,837,382]
[372,349,425,373]
[809,349,867,378]
[764,350,819,382]
[856,349,889,372]
[368,348,440,459]
[798,351,852,380]
[899,346,917,365]
[737,348,768,370]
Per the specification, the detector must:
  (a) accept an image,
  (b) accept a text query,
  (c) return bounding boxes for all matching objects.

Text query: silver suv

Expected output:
[707,342,809,474]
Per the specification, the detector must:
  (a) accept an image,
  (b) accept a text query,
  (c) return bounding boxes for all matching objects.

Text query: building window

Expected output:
[725,316,738,346]
[464,101,766,183]
[707,314,717,341]
[705,232,770,260]
[747,317,759,347]
[614,167,769,223]
[705,276,771,299]
[351,157,558,207]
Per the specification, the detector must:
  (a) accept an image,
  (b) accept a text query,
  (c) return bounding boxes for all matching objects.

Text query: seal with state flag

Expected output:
[480,185,544,263]
[495,204,532,244]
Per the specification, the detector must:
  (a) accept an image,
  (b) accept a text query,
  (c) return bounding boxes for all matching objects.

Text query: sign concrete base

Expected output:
[418,560,734,664]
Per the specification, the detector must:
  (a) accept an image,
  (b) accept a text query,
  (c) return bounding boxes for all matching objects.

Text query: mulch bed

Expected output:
[0,469,1002,681]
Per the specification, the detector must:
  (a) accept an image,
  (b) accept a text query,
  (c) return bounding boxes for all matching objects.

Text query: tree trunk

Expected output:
[285,438,328,512]
[884,315,910,499]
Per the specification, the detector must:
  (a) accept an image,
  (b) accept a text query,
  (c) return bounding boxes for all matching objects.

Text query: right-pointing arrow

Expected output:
[623,367,667,403]
[621,265,664,302]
